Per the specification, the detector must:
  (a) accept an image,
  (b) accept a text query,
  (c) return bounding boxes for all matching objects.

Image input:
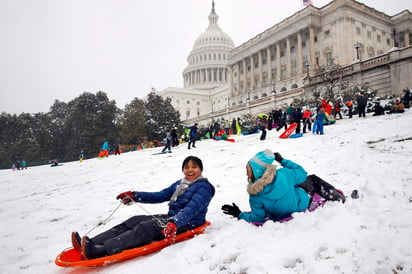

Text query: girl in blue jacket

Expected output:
[312,108,328,134]
[222,149,344,223]
[71,156,215,259]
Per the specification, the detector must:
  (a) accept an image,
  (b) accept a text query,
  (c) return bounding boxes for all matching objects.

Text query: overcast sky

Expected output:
[0,0,410,115]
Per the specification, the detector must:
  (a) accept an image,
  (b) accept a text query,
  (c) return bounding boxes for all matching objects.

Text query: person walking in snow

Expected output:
[221,149,345,223]
[275,110,288,132]
[161,131,172,153]
[188,123,198,149]
[231,118,237,135]
[302,108,313,133]
[312,108,328,135]
[291,107,302,134]
[171,128,179,147]
[346,100,353,118]
[71,156,215,260]
[258,117,267,141]
[334,100,343,119]
[357,92,367,118]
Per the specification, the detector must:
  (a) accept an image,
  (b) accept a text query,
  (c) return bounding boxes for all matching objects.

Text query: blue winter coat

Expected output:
[101,141,110,151]
[315,113,327,121]
[132,178,215,228]
[239,159,310,222]
[189,126,198,138]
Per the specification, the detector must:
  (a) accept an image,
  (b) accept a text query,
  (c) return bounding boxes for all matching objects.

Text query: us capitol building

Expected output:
[155,0,412,126]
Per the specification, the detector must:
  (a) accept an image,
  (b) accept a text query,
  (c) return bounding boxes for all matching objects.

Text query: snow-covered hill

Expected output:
[1,110,412,274]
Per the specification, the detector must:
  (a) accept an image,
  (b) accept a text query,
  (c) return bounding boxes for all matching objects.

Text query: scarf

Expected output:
[169,175,204,204]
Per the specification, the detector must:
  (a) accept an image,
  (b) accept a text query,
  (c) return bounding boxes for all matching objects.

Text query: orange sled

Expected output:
[55,221,211,267]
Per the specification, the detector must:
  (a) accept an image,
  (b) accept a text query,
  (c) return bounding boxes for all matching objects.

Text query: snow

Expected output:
[1,110,412,274]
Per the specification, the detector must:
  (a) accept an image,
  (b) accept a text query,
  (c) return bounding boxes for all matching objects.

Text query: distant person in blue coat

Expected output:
[312,108,328,135]
[188,123,198,149]
[71,156,215,259]
[101,141,110,151]
[222,149,344,223]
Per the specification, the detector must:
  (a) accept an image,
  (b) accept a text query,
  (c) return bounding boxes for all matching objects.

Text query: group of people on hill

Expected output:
[70,149,345,260]
[254,101,331,137]
[12,160,27,171]
[254,89,410,138]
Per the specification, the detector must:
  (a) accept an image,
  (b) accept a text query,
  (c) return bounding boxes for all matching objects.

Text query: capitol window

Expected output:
[367,31,372,39]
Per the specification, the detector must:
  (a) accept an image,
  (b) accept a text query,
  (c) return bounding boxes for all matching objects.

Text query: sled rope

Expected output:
[84,202,122,236]
[133,201,168,228]
[121,192,167,228]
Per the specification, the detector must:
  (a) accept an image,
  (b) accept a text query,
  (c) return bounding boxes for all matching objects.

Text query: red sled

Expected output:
[213,137,235,142]
[279,123,297,139]
[55,221,211,268]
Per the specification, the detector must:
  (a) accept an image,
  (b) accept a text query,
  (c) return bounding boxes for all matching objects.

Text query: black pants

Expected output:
[276,121,287,131]
[162,142,171,152]
[295,121,301,134]
[188,137,196,148]
[302,118,311,133]
[90,214,190,256]
[358,106,366,117]
[260,128,266,140]
[348,107,353,118]
[296,174,344,203]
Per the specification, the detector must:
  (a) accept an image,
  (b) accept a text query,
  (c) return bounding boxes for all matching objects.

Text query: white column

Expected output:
[276,43,281,80]
[250,55,255,89]
[267,47,272,83]
[286,36,291,77]
[243,59,247,92]
[236,63,240,95]
[258,50,263,86]
[309,26,316,67]
[229,67,233,97]
[297,32,303,73]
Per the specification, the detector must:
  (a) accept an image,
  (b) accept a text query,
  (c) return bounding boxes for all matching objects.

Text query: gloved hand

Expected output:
[221,203,241,218]
[274,152,284,163]
[116,191,135,205]
[162,222,177,240]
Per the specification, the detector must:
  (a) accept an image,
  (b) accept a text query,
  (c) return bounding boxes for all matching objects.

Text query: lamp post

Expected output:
[211,99,214,124]
[304,61,310,77]
[271,89,276,110]
[354,43,361,60]
[247,91,251,114]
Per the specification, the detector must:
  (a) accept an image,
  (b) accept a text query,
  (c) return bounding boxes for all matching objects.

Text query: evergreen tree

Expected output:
[144,93,181,141]
[49,100,69,160]
[119,98,146,145]
[64,91,120,160]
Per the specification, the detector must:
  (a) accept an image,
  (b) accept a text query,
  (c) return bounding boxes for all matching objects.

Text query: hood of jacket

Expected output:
[247,164,277,195]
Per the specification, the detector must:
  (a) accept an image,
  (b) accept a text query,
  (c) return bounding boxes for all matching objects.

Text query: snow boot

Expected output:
[330,189,346,203]
[351,189,359,199]
[81,236,107,260]
[71,232,82,253]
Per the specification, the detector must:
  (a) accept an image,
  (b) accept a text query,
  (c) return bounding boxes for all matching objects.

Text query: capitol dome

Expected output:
[183,1,234,89]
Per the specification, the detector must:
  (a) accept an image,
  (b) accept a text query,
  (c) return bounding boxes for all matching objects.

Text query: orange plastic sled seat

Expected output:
[55,221,211,267]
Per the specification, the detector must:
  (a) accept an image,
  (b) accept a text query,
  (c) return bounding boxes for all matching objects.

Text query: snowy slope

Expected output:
[1,110,412,274]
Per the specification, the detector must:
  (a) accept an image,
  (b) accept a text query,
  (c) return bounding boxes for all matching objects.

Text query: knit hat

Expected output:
[248,149,275,181]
